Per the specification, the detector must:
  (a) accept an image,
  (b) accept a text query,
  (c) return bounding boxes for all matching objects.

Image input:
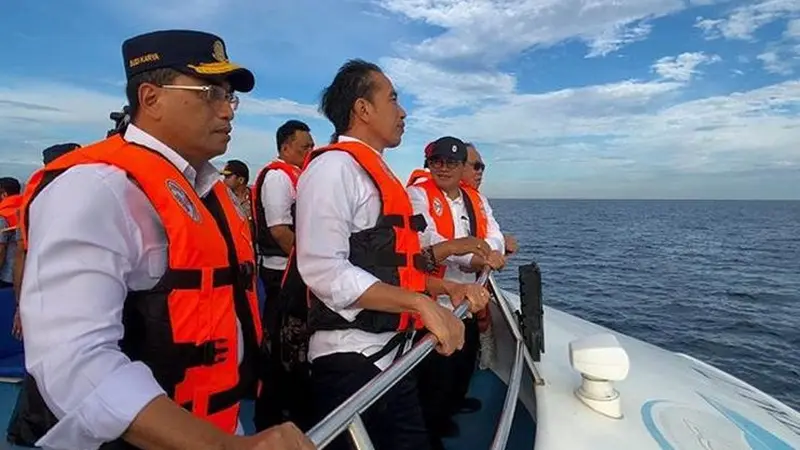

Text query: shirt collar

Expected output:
[338,135,382,156]
[123,124,219,197]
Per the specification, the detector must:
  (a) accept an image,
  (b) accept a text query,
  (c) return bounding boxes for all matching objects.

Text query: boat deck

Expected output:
[0,368,536,449]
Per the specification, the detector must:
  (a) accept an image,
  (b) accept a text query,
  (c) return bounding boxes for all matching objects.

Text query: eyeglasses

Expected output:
[470,161,486,172]
[161,84,240,111]
[427,158,463,169]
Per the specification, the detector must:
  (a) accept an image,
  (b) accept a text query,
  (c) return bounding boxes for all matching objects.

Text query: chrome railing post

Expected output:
[347,414,376,450]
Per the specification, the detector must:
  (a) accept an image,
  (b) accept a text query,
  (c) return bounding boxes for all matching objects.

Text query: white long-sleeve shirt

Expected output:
[295,136,416,371]
[19,124,244,450]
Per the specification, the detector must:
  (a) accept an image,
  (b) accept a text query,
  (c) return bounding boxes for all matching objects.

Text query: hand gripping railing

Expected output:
[305,267,544,449]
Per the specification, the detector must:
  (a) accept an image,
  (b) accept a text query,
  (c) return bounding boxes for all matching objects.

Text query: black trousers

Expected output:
[311,353,431,450]
[254,267,312,432]
[417,316,480,442]
[448,316,480,414]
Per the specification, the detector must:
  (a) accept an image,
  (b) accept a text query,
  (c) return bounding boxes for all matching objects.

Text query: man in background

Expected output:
[0,177,22,289]
[252,119,314,431]
[463,143,519,255]
[222,159,253,220]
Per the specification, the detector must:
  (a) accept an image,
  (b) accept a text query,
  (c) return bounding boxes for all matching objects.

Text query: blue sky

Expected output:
[2,0,799,199]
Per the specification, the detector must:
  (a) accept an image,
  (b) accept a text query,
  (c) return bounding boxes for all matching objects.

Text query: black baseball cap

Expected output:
[424,136,468,163]
[42,143,81,165]
[221,159,250,182]
[122,30,255,93]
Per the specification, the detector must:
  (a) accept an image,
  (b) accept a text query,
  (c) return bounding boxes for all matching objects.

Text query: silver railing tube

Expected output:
[306,267,492,448]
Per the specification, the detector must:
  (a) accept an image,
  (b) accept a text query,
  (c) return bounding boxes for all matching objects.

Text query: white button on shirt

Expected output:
[259,159,297,271]
[19,124,245,450]
[407,185,505,307]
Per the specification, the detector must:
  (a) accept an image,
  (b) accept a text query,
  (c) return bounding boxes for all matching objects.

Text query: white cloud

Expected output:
[0,78,324,180]
[695,0,800,40]
[239,97,321,119]
[375,0,686,64]
[382,58,800,178]
[651,52,722,82]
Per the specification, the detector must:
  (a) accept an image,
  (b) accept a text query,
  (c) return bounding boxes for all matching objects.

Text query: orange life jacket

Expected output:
[406,168,431,187]
[251,160,302,258]
[415,178,488,278]
[0,194,22,231]
[412,178,493,331]
[281,140,430,336]
[20,135,263,436]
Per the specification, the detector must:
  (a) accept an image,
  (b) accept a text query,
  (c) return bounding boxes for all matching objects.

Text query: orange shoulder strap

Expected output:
[461,185,488,240]
[307,141,412,215]
[417,179,455,240]
[406,168,431,187]
[20,135,212,255]
[265,160,301,188]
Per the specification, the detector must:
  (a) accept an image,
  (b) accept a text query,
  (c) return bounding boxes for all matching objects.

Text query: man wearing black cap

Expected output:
[407,136,506,447]
[18,30,312,450]
[221,159,253,220]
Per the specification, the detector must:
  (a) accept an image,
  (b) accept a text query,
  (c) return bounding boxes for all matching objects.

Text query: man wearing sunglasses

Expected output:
[18,30,313,450]
[463,143,519,255]
[407,136,506,447]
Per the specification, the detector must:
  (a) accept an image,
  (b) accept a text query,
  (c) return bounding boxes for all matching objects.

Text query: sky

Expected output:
[1,0,799,199]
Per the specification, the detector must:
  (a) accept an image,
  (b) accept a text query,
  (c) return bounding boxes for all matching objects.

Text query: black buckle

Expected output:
[238,261,255,291]
[189,339,229,366]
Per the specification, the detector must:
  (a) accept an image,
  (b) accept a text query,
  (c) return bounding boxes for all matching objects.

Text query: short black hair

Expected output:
[320,59,383,142]
[125,68,181,118]
[0,177,21,196]
[276,120,311,152]
[223,159,250,183]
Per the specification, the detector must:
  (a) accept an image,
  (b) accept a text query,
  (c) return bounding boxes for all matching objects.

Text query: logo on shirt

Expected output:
[432,198,444,217]
[166,179,201,223]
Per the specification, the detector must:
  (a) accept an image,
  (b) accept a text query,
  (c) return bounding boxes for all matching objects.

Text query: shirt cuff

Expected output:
[36,362,166,450]
[329,268,381,321]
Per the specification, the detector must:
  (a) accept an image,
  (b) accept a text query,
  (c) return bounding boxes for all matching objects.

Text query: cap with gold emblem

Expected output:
[122,29,255,93]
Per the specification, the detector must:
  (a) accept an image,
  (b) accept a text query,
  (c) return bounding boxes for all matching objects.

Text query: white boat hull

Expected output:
[487,289,800,449]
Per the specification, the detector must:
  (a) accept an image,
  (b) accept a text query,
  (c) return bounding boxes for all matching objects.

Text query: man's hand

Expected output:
[468,250,505,272]
[503,233,518,255]
[230,423,316,450]
[416,297,465,356]
[443,237,491,259]
[443,281,490,314]
[486,250,505,270]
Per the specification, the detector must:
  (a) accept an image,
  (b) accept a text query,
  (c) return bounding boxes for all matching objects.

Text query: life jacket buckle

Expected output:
[198,338,228,366]
[238,261,255,291]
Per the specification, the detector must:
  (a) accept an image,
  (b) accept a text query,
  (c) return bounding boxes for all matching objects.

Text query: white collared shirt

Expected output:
[19,124,244,450]
[295,135,406,370]
[259,158,297,271]
[408,184,505,307]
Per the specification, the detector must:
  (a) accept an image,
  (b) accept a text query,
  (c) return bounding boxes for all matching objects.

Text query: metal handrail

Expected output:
[306,267,492,448]
[305,266,546,449]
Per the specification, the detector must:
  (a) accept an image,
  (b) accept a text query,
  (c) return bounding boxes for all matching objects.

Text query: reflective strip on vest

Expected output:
[20,135,263,434]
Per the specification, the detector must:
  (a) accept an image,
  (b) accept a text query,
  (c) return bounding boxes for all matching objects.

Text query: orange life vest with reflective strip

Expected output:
[284,140,429,333]
[412,178,493,331]
[251,160,301,258]
[414,178,488,278]
[0,194,22,231]
[19,135,263,437]
[406,168,431,187]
